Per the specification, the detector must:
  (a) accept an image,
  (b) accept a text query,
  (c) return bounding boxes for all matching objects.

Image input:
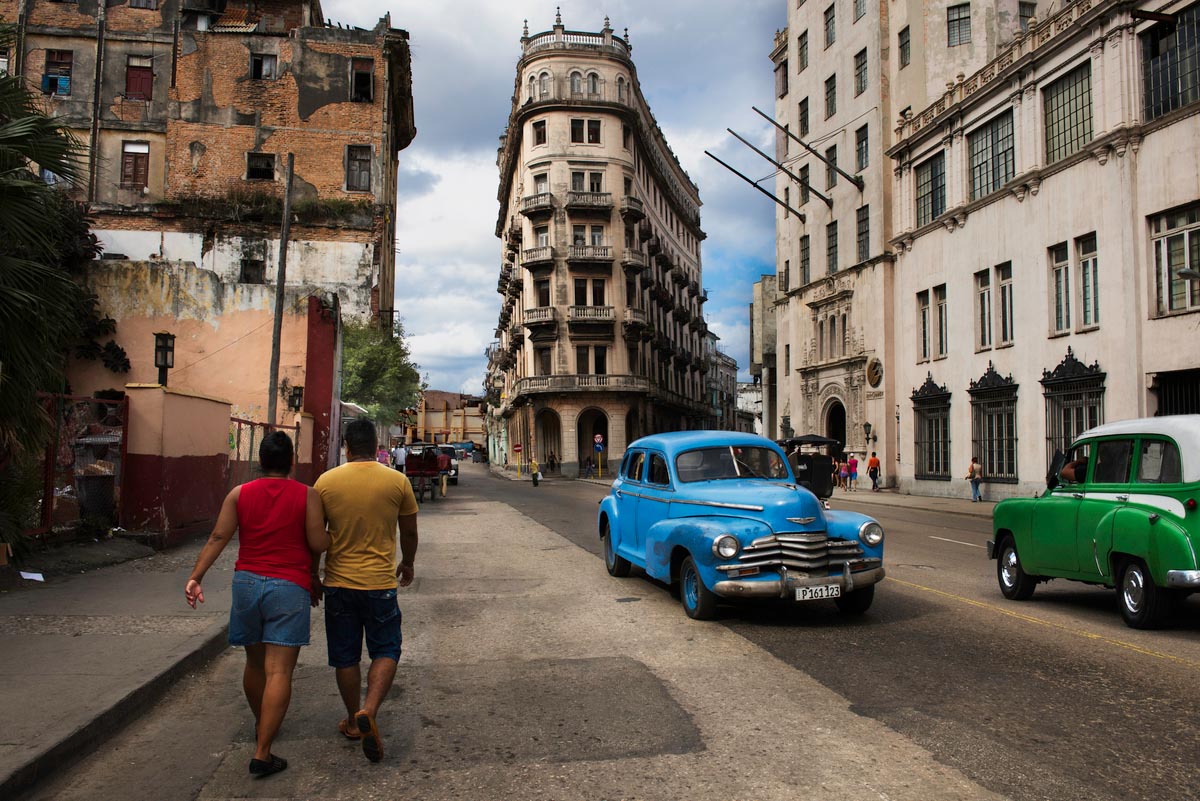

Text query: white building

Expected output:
[888,0,1200,498]
[485,14,710,476]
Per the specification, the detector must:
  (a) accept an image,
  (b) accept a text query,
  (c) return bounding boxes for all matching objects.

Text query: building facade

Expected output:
[1,0,414,322]
[888,0,1200,498]
[748,274,780,436]
[485,14,709,477]
[769,0,1047,481]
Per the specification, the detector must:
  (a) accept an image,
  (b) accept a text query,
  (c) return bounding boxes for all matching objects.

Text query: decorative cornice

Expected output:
[968,361,1018,395]
[911,372,951,405]
[1040,346,1105,387]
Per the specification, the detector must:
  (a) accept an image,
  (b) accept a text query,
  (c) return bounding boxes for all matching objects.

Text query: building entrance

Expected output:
[826,400,846,454]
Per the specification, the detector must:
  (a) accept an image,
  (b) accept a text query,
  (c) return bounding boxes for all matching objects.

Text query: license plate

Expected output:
[796,584,841,601]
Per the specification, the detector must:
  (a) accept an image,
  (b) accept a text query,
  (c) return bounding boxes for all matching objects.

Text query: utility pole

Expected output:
[266,152,294,426]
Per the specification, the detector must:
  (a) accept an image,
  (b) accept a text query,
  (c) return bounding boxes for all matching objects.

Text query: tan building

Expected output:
[888,0,1200,498]
[769,0,1043,481]
[486,14,709,476]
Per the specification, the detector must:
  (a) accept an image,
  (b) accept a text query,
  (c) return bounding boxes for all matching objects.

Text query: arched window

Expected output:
[828,316,837,359]
[570,71,582,94]
[588,72,600,94]
[617,76,626,102]
[528,75,536,101]
[817,319,824,359]
[841,312,848,355]
[539,72,550,98]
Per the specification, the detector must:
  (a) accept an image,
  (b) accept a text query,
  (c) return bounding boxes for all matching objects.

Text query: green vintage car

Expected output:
[988,415,1200,629]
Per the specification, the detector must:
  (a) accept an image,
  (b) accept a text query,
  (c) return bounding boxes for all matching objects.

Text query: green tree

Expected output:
[340,318,422,428]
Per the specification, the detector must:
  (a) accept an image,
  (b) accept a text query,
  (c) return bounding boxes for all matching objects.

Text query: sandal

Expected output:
[355,709,384,763]
[338,718,363,740]
[249,753,288,778]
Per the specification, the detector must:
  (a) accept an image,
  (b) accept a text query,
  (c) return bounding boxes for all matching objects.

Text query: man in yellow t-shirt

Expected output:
[314,419,418,764]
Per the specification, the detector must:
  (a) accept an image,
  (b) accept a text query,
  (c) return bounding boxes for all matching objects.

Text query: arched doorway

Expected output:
[535,409,562,473]
[825,399,846,456]
[576,407,609,476]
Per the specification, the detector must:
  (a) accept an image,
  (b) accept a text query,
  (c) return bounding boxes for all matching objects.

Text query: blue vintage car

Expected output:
[597,431,886,619]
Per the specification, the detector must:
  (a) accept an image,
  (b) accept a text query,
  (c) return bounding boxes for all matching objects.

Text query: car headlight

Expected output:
[858,521,884,547]
[713,535,740,559]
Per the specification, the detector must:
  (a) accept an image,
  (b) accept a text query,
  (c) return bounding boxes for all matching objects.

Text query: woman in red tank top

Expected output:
[184,431,329,778]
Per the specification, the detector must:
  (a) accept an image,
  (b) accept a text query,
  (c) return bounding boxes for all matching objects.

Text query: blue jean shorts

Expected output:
[229,570,311,648]
[323,587,402,668]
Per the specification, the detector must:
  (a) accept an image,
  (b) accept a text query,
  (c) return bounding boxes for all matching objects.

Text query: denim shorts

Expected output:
[228,570,311,648]
[323,587,403,668]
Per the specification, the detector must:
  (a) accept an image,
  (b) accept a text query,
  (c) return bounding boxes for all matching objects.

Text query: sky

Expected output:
[324,0,786,394]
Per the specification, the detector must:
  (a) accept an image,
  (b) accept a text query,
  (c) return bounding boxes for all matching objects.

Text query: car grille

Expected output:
[733,532,863,573]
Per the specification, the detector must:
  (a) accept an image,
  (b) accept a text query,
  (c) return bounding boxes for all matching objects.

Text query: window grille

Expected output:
[899,27,911,67]
[854,49,867,96]
[912,373,951,480]
[825,74,837,118]
[856,206,869,263]
[800,235,811,284]
[799,98,809,136]
[824,4,836,47]
[800,165,810,204]
[969,111,1014,199]
[1044,63,1093,163]
[855,125,868,170]
[826,221,838,274]
[826,145,837,189]
[969,363,1019,483]
[798,31,809,70]
[1041,347,1104,468]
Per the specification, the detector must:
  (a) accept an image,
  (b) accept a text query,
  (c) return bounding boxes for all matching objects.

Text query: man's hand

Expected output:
[310,578,324,607]
[185,579,204,608]
[396,562,415,587]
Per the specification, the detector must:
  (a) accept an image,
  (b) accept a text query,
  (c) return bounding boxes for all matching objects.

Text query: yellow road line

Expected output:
[889,577,1200,670]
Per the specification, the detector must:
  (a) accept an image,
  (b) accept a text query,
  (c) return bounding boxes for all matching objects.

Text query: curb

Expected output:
[3,620,230,800]
[831,491,995,519]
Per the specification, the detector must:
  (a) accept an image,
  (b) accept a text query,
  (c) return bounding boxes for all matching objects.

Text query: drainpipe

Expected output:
[87,2,107,203]
[16,0,28,77]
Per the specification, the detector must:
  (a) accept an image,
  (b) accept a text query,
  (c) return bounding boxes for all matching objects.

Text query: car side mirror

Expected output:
[1046,451,1066,491]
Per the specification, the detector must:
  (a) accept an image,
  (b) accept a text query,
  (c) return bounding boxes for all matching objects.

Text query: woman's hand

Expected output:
[185,579,204,608]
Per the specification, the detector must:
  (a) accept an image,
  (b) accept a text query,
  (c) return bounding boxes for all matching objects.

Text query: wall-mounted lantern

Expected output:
[863,421,877,443]
[287,385,305,412]
[153,332,175,386]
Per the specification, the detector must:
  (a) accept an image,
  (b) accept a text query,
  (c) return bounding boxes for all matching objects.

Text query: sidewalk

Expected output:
[0,540,231,798]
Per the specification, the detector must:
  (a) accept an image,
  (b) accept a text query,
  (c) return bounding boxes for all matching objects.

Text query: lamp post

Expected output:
[153,332,175,386]
[287,385,304,413]
[863,421,877,445]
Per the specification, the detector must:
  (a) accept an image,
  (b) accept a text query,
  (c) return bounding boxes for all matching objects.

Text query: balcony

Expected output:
[506,277,522,299]
[620,195,645,221]
[623,309,648,341]
[688,317,707,334]
[688,279,699,297]
[522,306,558,329]
[698,288,709,304]
[567,305,616,323]
[521,245,554,271]
[672,306,692,324]
[646,236,662,256]
[670,266,688,286]
[567,245,613,272]
[520,192,554,218]
[620,249,646,276]
[513,374,652,398]
[565,191,613,213]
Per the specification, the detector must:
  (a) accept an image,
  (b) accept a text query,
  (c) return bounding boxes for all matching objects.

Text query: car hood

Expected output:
[670,481,826,533]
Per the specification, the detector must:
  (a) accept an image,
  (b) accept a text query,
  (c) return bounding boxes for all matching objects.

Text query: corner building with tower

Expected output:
[486,14,709,477]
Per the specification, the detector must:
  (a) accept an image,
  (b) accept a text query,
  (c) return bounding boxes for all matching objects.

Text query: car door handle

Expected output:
[615,489,622,498]
[1072,493,1084,499]
[1116,494,1129,502]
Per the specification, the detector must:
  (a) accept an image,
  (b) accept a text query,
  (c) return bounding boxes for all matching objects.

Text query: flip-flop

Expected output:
[249,753,288,778]
[354,709,384,763]
[338,718,363,740]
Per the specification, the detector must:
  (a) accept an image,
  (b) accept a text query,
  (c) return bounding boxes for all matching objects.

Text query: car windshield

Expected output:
[675,446,790,482]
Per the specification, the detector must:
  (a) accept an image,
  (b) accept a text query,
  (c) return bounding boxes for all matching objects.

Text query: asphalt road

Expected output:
[23,466,1200,801]
[478,472,1200,801]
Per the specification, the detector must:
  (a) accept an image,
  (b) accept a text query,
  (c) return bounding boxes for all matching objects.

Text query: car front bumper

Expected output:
[712,563,886,599]
[1167,570,1200,589]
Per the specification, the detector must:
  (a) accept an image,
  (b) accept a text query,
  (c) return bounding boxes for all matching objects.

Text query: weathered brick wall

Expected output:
[0,0,19,25]
[24,0,100,29]
[169,31,387,203]
[104,0,178,36]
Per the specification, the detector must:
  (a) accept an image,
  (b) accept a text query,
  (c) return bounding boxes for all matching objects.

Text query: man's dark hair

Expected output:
[259,431,294,473]
[344,418,378,458]
[871,451,876,457]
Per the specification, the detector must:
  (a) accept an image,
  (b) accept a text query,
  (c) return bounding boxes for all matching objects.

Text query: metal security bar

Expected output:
[1142,4,1200,121]
[1044,62,1093,163]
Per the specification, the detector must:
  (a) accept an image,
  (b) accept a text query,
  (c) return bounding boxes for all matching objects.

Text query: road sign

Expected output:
[594,442,604,452]
[513,444,523,452]
[594,434,604,444]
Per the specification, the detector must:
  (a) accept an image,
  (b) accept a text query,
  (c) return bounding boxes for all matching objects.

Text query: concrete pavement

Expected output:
[24,463,1004,800]
[0,539,231,798]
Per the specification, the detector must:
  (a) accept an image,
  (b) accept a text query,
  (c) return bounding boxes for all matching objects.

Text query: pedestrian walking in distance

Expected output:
[391,442,407,474]
[867,452,881,492]
[966,456,984,502]
[184,431,330,778]
[847,453,859,492]
[314,419,418,763]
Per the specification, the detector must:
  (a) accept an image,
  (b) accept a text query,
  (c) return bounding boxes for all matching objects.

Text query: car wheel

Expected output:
[996,536,1037,601]
[602,520,631,578]
[1118,559,1167,629]
[680,555,718,620]
[834,585,874,615]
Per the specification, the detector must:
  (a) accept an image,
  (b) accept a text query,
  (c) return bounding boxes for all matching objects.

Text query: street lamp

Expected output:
[287,385,304,412]
[153,332,175,386]
[863,421,877,443]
